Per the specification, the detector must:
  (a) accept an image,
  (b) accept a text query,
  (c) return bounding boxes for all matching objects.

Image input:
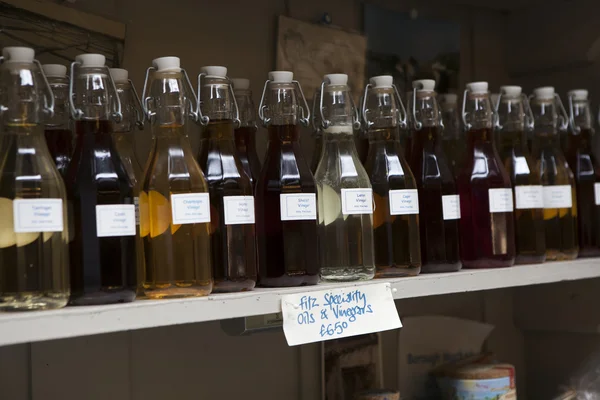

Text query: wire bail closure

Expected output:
[319,77,361,131]
[361,82,407,130]
[462,86,495,132]
[494,91,534,132]
[196,73,241,127]
[257,78,311,127]
[568,92,582,135]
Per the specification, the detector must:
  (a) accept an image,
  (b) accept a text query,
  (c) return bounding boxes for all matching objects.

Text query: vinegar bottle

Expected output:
[530,87,578,260]
[495,86,546,264]
[362,76,421,277]
[41,64,73,178]
[0,47,69,310]
[315,74,375,281]
[197,66,256,292]
[408,79,461,272]
[458,81,515,268]
[565,89,600,257]
[310,90,323,174]
[231,78,261,186]
[255,71,318,286]
[439,94,465,179]
[141,56,212,298]
[67,54,137,305]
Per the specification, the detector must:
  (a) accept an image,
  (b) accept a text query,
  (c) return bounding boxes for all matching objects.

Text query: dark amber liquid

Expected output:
[409,126,461,272]
[364,127,421,277]
[356,133,369,165]
[566,128,600,257]
[442,138,466,180]
[44,128,73,177]
[198,120,257,292]
[457,128,516,268]
[256,124,318,287]
[66,120,136,305]
[234,126,261,187]
[497,130,546,264]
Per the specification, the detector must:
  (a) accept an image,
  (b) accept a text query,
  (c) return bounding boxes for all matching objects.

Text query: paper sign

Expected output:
[281,283,401,346]
[13,198,63,233]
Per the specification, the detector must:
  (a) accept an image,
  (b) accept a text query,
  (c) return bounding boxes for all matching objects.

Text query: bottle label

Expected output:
[171,193,211,224]
[134,197,140,226]
[543,185,572,209]
[280,193,317,221]
[595,183,600,205]
[223,196,255,225]
[442,195,461,220]
[515,185,544,209]
[388,189,419,215]
[341,189,373,215]
[488,188,514,213]
[13,199,63,233]
[95,204,136,237]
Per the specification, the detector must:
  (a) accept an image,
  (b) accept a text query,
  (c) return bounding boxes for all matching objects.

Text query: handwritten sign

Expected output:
[281,283,401,346]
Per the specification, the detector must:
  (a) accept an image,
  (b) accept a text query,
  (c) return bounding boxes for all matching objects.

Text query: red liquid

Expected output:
[234,126,261,186]
[255,124,318,286]
[457,128,516,268]
[66,120,137,305]
[44,128,73,177]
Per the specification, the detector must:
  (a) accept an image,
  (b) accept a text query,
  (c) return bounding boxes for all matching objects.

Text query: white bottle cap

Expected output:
[439,93,457,104]
[466,81,488,94]
[370,75,393,89]
[75,54,106,67]
[412,79,436,91]
[568,89,588,101]
[500,85,522,97]
[152,56,181,72]
[109,68,128,83]
[42,64,67,77]
[533,86,555,100]
[231,78,250,90]
[201,66,227,78]
[2,47,35,63]
[268,71,293,83]
[324,73,348,86]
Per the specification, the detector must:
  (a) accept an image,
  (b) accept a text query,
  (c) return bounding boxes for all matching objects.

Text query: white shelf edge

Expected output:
[0,259,597,347]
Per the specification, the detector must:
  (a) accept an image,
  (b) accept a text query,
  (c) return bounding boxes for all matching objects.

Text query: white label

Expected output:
[223,196,255,225]
[488,188,514,213]
[134,197,140,226]
[543,185,572,209]
[595,183,600,205]
[280,193,317,221]
[442,195,461,220]
[341,188,373,215]
[13,199,63,233]
[281,283,402,346]
[515,185,544,210]
[171,193,211,224]
[389,189,419,215]
[95,204,136,237]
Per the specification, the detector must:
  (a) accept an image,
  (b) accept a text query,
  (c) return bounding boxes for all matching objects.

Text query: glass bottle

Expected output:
[565,89,600,257]
[109,68,146,294]
[67,53,136,305]
[530,87,578,260]
[140,56,212,298]
[356,96,369,165]
[0,47,69,310]
[407,79,461,272]
[458,81,515,268]
[231,78,261,186]
[256,71,318,286]
[439,94,465,179]
[41,64,73,178]
[197,66,256,292]
[315,73,375,281]
[495,86,546,264]
[362,75,421,277]
[310,90,323,174]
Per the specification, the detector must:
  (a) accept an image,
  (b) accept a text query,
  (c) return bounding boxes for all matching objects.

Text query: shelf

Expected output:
[0,259,598,347]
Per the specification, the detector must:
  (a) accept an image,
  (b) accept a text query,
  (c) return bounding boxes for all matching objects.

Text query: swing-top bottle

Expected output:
[310,89,323,174]
[439,93,465,179]
[231,78,261,186]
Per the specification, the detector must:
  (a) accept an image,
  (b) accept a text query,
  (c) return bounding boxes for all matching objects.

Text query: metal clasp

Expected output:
[34,59,55,119]
[257,79,271,127]
[461,88,471,131]
[523,94,535,131]
[141,66,155,122]
[258,79,311,127]
[196,73,241,127]
[69,61,122,123]
[362,83,407,130]
[129,79,145,130]
[319,77,360,130]
[555,93,569,132]
[567,92,581,135]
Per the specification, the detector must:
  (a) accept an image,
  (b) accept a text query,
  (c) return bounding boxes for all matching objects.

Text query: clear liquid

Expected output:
[315,126,375,281]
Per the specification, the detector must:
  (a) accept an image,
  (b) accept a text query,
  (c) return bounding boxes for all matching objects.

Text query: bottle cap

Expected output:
[412,79,436,91]
[370,75,393,89]
[152,56,181,72]
[42,64,67,77]
[466,81,488,94]
[500,86,522,97]
[231,78,250,90]
[75,54,106,67]
[324,73,348,86]
[533,86,555,100]
[2,47,35,63]
[568,89,588,101]
[439,94,457,104]
[109,68,128,83]
[201,66,227,78]
[268,71,293,83]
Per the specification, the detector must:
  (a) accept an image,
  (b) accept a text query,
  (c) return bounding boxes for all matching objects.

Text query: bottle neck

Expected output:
[46,77,70,128]
[205,120,234,141]
[266,83,298,126]
[532,98,558,135]
[570,99,592,132]
[73,67,114,121]
[113,83,138,133]
[234,89,256,128]
[201,76,234,122]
